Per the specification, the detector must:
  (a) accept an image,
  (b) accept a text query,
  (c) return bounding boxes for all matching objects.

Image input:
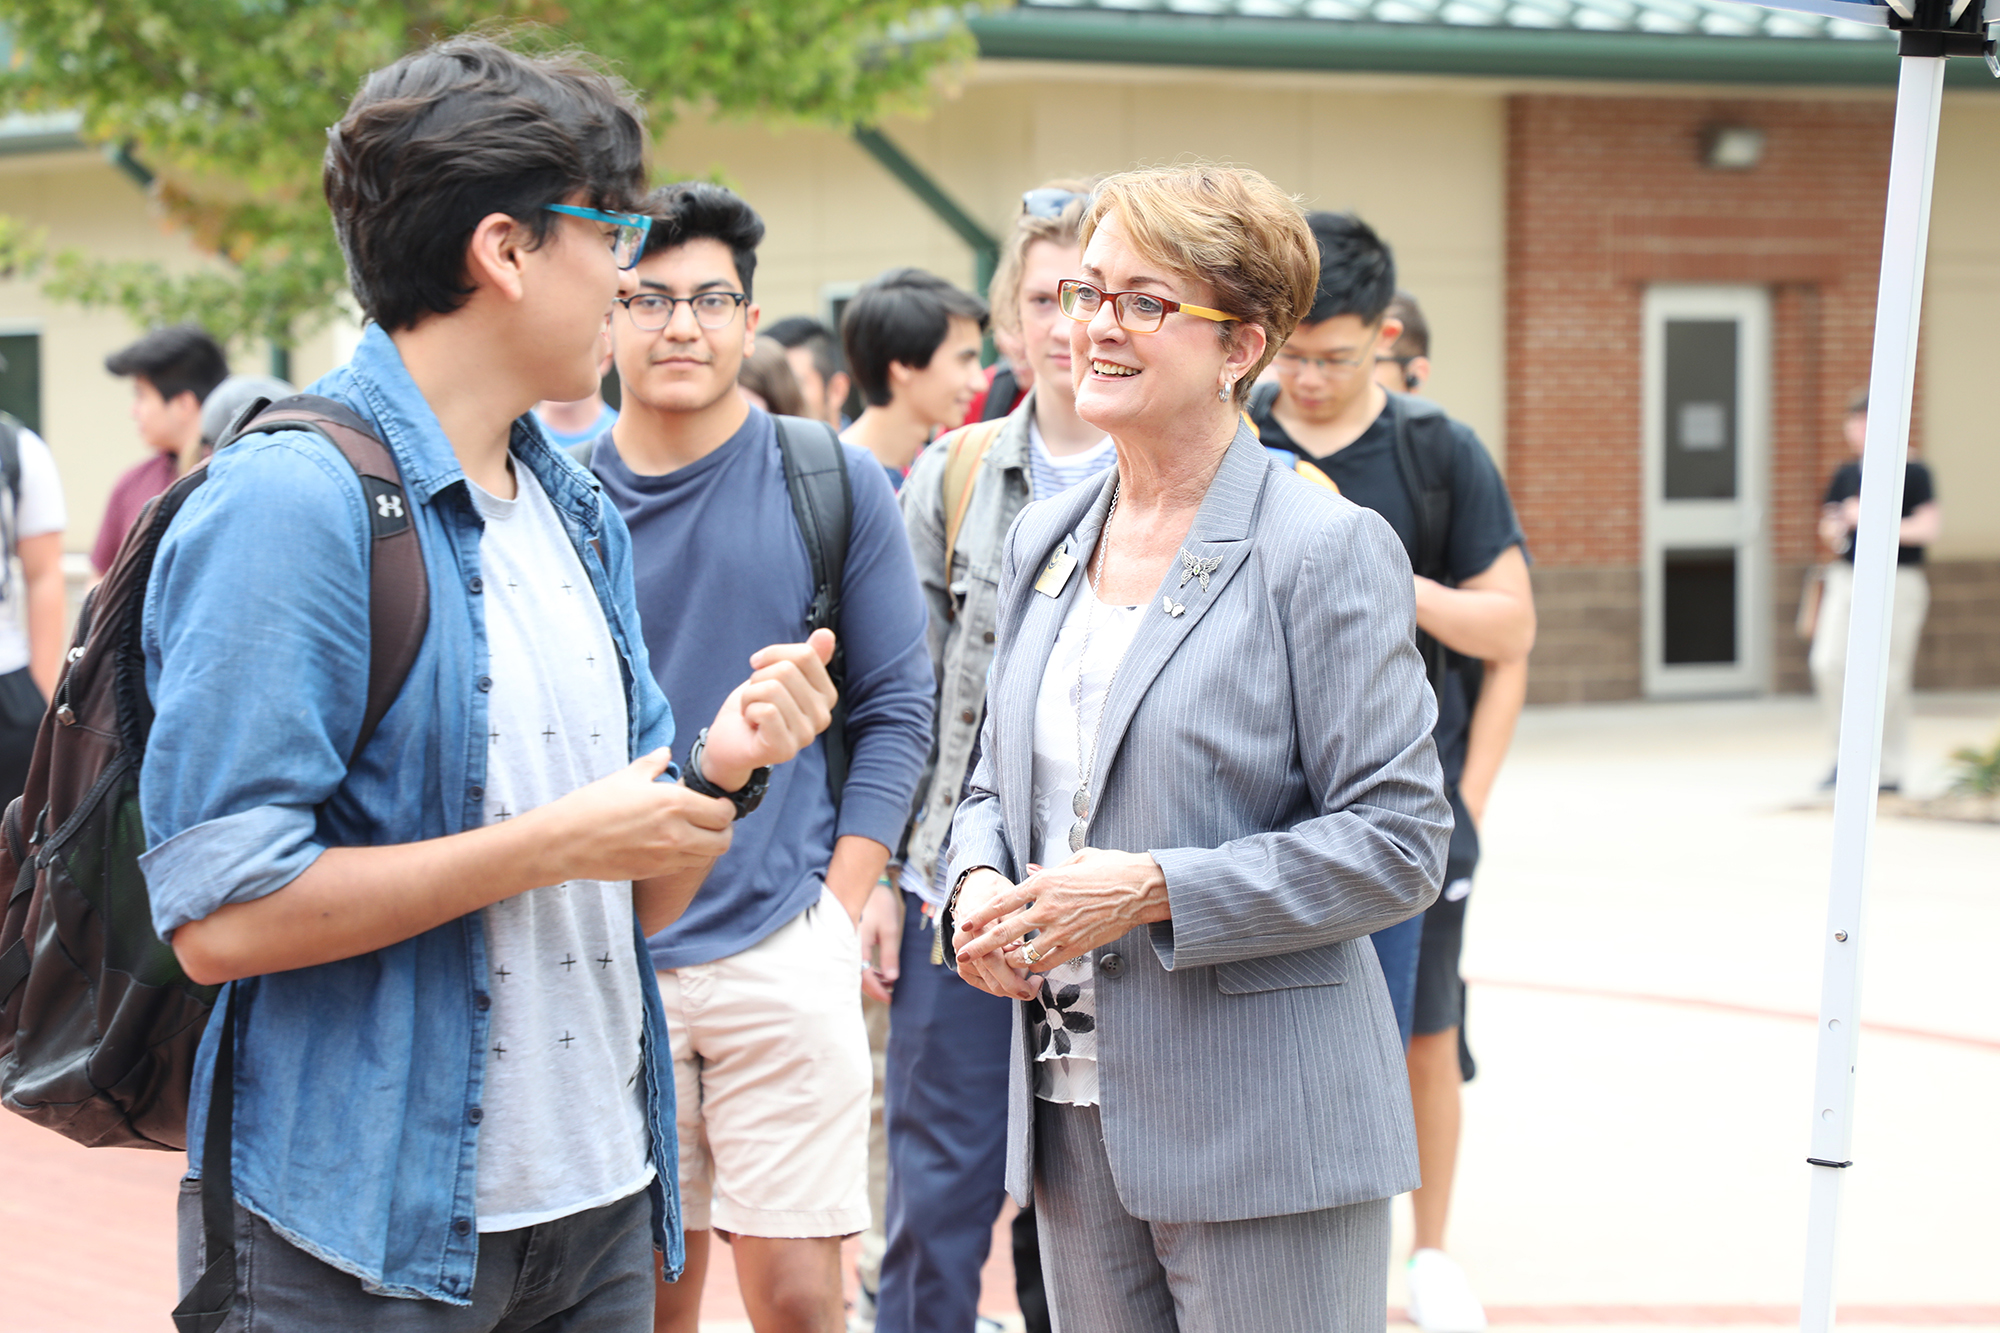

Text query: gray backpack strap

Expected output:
[0,415,19,572]
[567,436,595,469]
[0,414,20,516]
[773,415,852,807]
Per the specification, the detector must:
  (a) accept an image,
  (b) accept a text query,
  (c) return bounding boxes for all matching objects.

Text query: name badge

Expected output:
[1034,547,1078,598]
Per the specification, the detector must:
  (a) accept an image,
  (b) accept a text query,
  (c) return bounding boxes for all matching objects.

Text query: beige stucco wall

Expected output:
[658,63,1510,463]
[1922,94,2000,560]
[4,65,1988,564]
[0,149,346,558]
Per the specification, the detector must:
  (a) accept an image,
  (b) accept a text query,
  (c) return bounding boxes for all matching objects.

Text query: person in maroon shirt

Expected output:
[90,324,228,574]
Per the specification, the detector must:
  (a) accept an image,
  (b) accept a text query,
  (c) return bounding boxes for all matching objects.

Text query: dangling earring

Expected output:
[1218,379,1232,402]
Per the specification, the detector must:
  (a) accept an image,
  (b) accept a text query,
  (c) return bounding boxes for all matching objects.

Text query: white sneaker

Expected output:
[1407,1248,1487,1333]
[845,1279,877,1333]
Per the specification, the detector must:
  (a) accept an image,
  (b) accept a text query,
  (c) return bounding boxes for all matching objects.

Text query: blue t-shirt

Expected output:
[534,401,619,450]
[591,408,935,970]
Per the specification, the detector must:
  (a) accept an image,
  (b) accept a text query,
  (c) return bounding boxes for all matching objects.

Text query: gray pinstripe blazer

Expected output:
[947,423,1452,1223]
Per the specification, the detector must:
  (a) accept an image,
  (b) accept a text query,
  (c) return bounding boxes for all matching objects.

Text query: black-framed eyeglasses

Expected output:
[1273,349,1373,375]
[1022,188,1086,219]
[617,291,748,332]
[1056,279,1236,335]
[544,204,651,269]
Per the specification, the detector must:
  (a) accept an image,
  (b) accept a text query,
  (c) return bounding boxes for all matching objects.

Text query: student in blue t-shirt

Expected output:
[584,181,934,1333]
[838,268,991,492]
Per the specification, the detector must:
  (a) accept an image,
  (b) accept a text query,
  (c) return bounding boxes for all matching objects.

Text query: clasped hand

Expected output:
[950,848,1169,1001]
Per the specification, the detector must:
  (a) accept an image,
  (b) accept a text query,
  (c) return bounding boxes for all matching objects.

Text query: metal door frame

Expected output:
[1641,284,1771,698]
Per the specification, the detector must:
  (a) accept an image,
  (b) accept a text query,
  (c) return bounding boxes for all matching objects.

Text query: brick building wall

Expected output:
[1506,93,1903,703]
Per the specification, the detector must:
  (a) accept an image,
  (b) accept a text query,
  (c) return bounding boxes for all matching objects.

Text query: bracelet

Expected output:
[937,865,991,956]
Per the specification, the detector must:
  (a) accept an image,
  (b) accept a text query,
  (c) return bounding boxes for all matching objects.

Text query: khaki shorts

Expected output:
[657,885,871,1238]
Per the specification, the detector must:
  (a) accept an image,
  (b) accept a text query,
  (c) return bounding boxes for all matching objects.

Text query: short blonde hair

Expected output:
[1079,165,1317,404]
[986,177,1099,337]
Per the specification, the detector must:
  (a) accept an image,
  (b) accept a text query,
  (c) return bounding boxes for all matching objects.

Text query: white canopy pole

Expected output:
[1799,49,1947,1333]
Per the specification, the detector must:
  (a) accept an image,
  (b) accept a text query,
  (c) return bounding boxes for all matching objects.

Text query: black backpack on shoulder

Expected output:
[0,394,430,1330]
[1250,383,1457,693]
[570,416,854,803]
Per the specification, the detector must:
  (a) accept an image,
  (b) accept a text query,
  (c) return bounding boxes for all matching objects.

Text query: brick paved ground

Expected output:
[3,693,1995,1331]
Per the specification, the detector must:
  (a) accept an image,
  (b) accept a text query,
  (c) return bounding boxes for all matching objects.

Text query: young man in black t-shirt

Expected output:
[1809,391,1940,793]
[1252,216,1534,1333]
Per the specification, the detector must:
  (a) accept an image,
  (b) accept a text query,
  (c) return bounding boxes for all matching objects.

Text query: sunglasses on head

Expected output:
[1021,188,1087,220]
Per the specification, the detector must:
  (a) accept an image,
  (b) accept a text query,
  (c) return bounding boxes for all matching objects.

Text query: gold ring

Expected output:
[1021,942,1042,966]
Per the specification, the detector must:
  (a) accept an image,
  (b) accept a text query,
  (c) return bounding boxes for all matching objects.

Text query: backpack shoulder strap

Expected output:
[773,415,853,636]
[1386,393,1459,696]
[940,419,1006,560]
[0,414,20,518]
[568,436,596,469]
[226,394,428,760]
[773,415,853,805]
[0,412,20,532]
[1388,393,1455,585]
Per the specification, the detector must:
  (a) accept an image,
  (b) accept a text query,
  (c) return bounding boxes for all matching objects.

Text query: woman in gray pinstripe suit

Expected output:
[942,166,1452,1331]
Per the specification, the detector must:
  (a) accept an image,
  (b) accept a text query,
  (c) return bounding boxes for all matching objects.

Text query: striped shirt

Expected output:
[1028,418,1115,504]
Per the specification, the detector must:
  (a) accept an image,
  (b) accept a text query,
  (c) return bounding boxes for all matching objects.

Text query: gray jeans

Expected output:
[177,1181,657,1332]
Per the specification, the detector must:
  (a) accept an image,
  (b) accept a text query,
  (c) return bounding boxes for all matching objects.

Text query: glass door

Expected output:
[1642,286,1770,697]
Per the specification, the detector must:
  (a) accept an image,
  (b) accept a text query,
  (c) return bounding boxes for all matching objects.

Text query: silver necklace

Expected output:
[1069,484,1133,854]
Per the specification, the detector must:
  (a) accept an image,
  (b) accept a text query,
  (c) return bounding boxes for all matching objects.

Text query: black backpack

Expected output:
[0,394,429,1332]
[1250,383,1458,694]
[570,416,854,803]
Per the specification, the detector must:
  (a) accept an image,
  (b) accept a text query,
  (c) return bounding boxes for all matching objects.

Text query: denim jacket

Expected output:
[139,325,684,1303]
[897,393,1038,901]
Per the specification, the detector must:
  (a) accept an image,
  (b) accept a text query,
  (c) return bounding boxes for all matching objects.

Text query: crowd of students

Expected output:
[2,28,1905,1333]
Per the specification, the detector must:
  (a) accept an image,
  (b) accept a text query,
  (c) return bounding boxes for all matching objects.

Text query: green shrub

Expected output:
[1947,734,2000,797]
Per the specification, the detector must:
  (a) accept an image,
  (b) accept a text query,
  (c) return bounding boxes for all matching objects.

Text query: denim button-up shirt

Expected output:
[139,325,684,1302]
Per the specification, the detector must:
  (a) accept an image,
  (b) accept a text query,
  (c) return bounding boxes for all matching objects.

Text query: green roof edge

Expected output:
[967,8,1998,89]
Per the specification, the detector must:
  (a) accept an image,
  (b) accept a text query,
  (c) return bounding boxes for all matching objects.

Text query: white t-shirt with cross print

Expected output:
[469,462,652,1232]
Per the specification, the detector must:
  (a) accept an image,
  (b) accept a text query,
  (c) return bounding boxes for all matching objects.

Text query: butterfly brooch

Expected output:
[1178,549,1221,594]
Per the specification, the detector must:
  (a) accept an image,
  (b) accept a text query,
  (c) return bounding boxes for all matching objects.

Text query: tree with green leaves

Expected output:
[0,1,985,353]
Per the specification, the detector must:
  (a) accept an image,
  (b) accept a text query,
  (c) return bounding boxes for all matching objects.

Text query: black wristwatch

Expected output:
[681,728,770,820]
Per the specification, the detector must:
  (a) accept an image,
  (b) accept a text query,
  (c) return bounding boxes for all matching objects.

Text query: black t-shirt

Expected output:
[1823,460,1933,566]
[1257,398,1527,789]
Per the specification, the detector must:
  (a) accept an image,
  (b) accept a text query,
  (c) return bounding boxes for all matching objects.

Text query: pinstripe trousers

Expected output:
[1033,1100,1390,1333]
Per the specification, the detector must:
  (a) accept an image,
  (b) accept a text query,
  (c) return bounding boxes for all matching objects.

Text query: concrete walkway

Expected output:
[2,693,1994,1330]
[1404,691,2000,1331]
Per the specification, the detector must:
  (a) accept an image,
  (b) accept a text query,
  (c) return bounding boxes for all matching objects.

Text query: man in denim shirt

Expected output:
[143,40,837,1330]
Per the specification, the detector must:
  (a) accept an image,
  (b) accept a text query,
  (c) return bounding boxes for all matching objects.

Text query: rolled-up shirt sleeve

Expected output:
[139,436,374,938]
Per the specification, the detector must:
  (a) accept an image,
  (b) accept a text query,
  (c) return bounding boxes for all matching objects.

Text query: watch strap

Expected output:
[683,728,770,820]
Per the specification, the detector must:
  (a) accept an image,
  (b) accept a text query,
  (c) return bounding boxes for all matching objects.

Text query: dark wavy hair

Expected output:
[639,181,767,298]
[324,37,648,331]
[840,268,988,408]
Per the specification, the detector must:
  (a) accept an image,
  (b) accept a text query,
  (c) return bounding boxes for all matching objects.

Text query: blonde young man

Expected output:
[879,181,1112,1333]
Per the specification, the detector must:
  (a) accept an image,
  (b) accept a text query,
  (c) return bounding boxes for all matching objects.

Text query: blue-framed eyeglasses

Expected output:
[544,204,652,269]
